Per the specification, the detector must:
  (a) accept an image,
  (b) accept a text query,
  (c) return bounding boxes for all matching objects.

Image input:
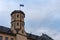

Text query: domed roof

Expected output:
[11,10,25,17]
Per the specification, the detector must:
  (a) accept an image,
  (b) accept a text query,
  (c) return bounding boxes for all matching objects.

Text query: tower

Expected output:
[11,10,27,40]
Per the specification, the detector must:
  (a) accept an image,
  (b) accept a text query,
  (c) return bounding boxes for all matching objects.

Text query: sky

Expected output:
[0,0,60,40]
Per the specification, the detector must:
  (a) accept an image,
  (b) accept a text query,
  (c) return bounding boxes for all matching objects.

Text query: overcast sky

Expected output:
[0,0,60,40]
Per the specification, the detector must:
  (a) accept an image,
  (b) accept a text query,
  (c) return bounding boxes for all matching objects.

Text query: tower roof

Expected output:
[11,10,25,17]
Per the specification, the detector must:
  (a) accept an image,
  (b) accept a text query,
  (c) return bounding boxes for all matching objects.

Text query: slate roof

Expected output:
[27,33,40,40]
[40,34,54,40]
[0,26,15,36]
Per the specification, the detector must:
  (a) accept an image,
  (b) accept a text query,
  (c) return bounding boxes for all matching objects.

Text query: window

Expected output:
[21,15,24,19]
[21,22,24,26]
[12,15,14,19]
[5,37,8,40]
[0,36,2,40]
[17,23,19,26]
[22,30,24,33]
[12,23,13,26]
[17,15,19,18]
[11,38,13,40]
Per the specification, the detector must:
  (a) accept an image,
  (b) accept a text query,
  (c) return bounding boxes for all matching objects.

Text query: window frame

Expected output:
[5,37,8,40]
[0,36,3,40]
[11,38,14,40]
[17,14,19,18]
[17,22,19,26]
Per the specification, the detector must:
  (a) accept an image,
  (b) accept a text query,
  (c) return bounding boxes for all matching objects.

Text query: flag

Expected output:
[20,4,24,7]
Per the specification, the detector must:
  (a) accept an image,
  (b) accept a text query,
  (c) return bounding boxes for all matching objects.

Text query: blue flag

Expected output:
[20,4,24,7]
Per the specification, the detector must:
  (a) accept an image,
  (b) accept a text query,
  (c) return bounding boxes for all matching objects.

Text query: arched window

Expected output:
[17,23,19,26]
[17,15,19,18]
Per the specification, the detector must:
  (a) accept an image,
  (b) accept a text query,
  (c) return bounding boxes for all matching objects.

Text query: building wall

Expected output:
[0,33,15,40]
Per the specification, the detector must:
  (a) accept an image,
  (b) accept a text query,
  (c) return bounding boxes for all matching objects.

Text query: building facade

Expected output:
[0,10,53,40]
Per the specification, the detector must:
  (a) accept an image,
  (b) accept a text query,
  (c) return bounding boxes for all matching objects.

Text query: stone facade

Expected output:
[0,33,15,40]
